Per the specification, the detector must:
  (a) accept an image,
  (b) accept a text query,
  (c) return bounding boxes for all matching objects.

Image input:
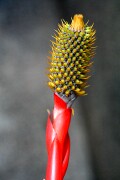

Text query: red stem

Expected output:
[45,93,72,180]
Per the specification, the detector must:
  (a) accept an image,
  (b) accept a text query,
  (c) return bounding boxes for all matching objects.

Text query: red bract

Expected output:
[46,93,72,180]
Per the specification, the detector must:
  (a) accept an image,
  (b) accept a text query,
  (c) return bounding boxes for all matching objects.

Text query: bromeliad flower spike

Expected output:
[45,14,96,180]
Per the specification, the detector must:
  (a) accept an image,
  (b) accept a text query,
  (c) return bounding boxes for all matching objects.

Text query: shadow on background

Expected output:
[0,0,120,180]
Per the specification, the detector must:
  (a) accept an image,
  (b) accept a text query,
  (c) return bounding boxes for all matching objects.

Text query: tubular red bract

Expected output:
[46,93,72,180]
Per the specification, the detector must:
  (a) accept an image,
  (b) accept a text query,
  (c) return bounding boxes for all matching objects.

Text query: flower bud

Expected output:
[48,14,96,97]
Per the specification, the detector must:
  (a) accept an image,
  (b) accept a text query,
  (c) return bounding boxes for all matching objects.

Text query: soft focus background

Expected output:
[0,0,120,180]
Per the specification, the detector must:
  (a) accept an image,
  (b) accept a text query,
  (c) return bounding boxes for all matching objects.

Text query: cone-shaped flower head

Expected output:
[48,14,96,97]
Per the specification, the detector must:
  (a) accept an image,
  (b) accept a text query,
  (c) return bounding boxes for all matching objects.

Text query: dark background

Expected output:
[0,0,120,180]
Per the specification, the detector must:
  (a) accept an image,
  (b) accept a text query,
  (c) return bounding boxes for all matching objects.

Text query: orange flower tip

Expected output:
[70,14,84,32]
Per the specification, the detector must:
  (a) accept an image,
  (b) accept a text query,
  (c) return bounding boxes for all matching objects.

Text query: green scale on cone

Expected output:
[48,14,96,97]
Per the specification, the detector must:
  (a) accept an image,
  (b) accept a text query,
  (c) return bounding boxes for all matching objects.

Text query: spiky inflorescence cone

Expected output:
[48,14,96,97]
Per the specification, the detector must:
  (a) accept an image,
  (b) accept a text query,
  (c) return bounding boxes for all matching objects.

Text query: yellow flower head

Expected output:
[48,14,96,97]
